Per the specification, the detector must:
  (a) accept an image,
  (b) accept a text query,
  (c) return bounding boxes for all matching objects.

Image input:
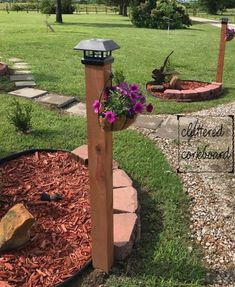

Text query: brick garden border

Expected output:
[72,145,140,261]
[0,62,8,76]
[163,82,223,102]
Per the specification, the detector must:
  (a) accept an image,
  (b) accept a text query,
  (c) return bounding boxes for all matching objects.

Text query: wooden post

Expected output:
[216,18,228,83]
[74,39,119,272]
[85,63,114,272]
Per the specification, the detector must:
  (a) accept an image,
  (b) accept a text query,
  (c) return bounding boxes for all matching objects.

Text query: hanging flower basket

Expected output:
[225,28,235,41]
[93,81,153,132]
[99,114,137,132]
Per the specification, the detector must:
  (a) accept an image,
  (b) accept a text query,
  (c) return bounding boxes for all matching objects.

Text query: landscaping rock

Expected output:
[113,169,133,188]
[9,88,48,99]
[37,94,75,108]
[113,186,138,213]
[0,203,35,252]
[114,213,137,260]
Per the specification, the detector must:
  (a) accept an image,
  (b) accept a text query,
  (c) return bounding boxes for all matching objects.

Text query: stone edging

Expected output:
[71,144,140,261]
[0,62,8,76]
[163,82,223,102]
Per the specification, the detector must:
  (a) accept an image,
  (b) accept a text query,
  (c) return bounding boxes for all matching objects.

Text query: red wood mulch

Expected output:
[0,151,91,287]
[147,80,209,98]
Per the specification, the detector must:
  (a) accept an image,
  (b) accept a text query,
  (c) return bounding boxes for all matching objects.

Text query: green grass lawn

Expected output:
[0,93,206,286]
[0,12,235,114]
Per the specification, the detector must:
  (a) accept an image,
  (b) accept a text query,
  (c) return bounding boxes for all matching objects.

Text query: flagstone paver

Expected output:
[12,63,30,70]
[15,81,36,88]
[10,74,34,82]
[9,57,23,63]
[37,94,76,108]
[133,115,164,130]
[65,102,87,116]
[12,70,32,75]
[9,88,48,99]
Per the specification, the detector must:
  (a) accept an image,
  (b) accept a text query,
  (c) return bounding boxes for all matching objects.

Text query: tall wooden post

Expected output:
[216,18,228,83]
[74,39,120,272]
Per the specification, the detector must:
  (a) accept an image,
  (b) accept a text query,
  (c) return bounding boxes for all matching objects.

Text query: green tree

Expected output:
[199,0,235,14]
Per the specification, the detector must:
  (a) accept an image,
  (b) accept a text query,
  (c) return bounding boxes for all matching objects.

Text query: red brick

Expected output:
[71,144,88,165]
[0,282,12,287]
[113,169,132,188]
[113,186,138,213]
[114,213,137,260]
[212,82,223,87]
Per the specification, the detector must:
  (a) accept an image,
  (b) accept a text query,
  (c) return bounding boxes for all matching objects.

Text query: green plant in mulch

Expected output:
[7,99,33,134]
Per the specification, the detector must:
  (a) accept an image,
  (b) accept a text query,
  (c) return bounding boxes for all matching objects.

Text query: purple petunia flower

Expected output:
[105,111,116,123]
[130,83,139,93]
[134,102,144,113]
[130,92,137,100]
[118,82,129,90]
[93,100,101,113]
[146,103,153,113]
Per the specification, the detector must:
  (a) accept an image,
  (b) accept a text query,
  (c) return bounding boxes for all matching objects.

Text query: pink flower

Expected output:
[105,111,116,123]
[93,100,101,114]
[146,103,153,113]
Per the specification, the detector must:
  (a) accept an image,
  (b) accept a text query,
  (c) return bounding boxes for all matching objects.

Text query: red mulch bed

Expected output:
[0,151,91,287]
[147,80,209,98]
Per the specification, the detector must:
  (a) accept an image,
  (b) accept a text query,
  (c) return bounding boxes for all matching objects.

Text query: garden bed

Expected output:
[0,150,91,287]
[147,80,223,102]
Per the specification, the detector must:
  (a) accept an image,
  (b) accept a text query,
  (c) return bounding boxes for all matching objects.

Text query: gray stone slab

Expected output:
[10,74,34,82]
[133,115,164,130]
[9,88,48,99]
[9,57,23,62]
[37,94,75,108]
[65,102,86,116]
[156,115,197,140]
[12,70,32,75]
[12,63,30,70]
[15,81,36,88]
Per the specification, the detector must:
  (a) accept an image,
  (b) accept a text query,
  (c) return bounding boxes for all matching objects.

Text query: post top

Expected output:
[221,17,228,24]
[74,38,120,52]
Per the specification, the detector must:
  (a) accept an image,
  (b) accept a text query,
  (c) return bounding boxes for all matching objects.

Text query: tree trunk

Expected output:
[56,0,63,24]
[119,0,124,15]
[123,3,128,16]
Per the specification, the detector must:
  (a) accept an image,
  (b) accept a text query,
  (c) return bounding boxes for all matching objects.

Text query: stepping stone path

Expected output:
[9,57,35,88]
[7,56,84,111]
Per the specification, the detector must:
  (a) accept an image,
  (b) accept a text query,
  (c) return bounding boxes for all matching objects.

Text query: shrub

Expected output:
[131,0,191,29]
[7,99,33,134]
[40,0,75,14]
